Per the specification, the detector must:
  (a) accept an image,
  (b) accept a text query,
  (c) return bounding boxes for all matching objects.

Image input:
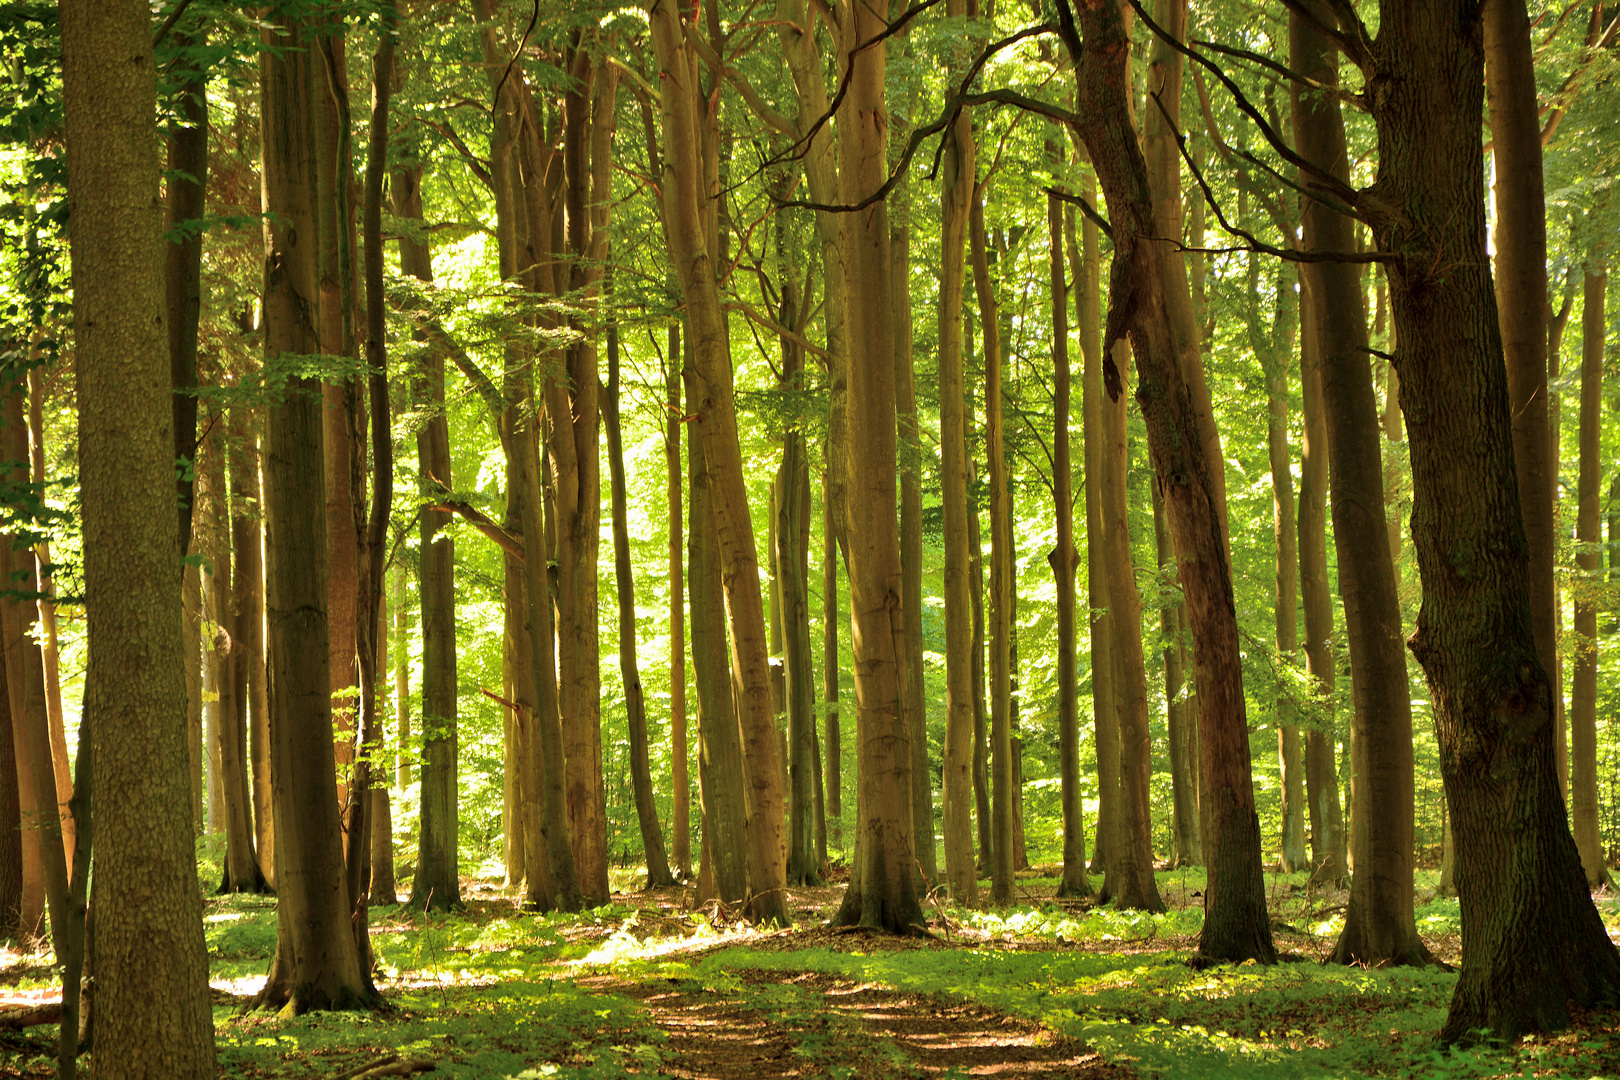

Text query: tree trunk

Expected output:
[1291,4,1429,966]
[1062,0,1270,962]
[254,12,379,1011]
[665,328,690,879]
[1572,242,1608,886]
[606,316,675,889]
[1050,188,1091,900]
[230,408,273,888]
[0,633,19,938]
[1298,276,1347,889]
[61,1,218,1069]
[822,462,842,850]
[165,26,205,559]
[649,4,788,924]
[1365,0,1620,1041]
[970,189,1015,906]
[969,454,993,873]
[829,0,921,934]
[938,7,978,902]
[26,370,71,874]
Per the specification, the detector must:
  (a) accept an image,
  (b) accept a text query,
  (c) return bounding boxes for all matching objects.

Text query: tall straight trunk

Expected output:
[1049,190,1091,900]
[63,4,215,1070]
[1153,480,1198,866]
[1298,278,1347,888]
[969,454,993,872]
[253,13,379,1011]
[1099,337,1163,913]
[938,3,978,902]
[1486,0,1558,755]
[892,145,933,888]
[822,462,842,849]
[830,0,920,933]
[1293,4,1428,965]
[184,558,203,833]
[165,28,205,558]
[399,164,458,912]
[664,331,690,878]
[370,576,395,904]
[686,363,750,904]
[26,371,70,869]
[1078,169,1119,880]
[230,407,273,887]
[200,414,264,893]
[316,31,359,818]
[970,189,1015,906]
[606,318,675,888]
[1572,246,1608,885]
[1364,0,1620,1041]
[1062,0,1270,962]
[0,651,17,939]
[649,5,788,924]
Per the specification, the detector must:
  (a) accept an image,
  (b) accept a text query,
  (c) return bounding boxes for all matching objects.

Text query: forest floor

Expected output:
[2,863,1620,1078]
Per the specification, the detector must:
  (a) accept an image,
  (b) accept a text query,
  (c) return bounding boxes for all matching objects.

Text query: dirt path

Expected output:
[582,968,1133,1079]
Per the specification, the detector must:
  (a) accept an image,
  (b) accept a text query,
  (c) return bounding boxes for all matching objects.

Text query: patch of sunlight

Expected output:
[210,974,268,997]
[206,911,247,924]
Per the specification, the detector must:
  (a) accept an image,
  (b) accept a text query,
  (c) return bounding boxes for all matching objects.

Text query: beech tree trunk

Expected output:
[1365,0,1620,1041]
[938,0,978,903]
[1061,0,1271,962]
[254,12,379,1011]
[1292,4,1429,966]
[230,407,273,887]
[1572,239,1608,886]
[665,330,690,879]
[822,463,842,850]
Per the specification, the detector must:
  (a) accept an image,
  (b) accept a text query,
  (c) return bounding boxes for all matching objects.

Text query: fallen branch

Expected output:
[0,1002,60,1030]
[331,1054,437,1080]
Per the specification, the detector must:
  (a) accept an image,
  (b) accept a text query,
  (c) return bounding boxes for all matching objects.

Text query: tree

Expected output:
[1353,0,1620,1042]
[60,0,215,1070]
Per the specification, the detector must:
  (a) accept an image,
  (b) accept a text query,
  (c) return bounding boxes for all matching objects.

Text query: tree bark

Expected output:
[1364,0,1620,1041]
[606,315,675,889]
[665,329,691,879]
[165,26,205,558]
[1061,0,1270,961]
[1572,240,1608,886]
[230,407,273,888]
[938,5,977,903]
[62,0,217,1068]
[1291,4,1429,966]
[822,462,842,850]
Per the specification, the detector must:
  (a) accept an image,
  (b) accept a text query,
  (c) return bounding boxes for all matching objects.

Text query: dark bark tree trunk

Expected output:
[165,26,205,559]
[254,11,379,1011]
[1051,186,1091,901]
[665,329,691,879]
[1363,0,1620,1041]
[1060,0,1271,962]
[1298,278,1347,889]
[1291,4,1430,966]
[606,315,675,889]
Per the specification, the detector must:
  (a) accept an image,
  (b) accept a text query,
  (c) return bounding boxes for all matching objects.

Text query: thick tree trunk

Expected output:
[1366,0,1620,1041]
[938,5,978,902]
[1062,0,1270,961]
[606,319,675,889]
[830,0,921,933]
[1298,279,1347,889]
[1291,5,1429,966]
[254,14,379,1010]
[649,5,788,924]
[63,5,217,1068]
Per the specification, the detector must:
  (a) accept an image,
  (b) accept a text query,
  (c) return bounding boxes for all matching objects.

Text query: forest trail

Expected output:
[582,967,1130,1079]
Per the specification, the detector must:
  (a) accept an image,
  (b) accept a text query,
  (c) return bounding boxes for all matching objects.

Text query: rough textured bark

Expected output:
[829,0,920,933]
[1364,0,1620,1041]
[254,12,379,1011]
[61,0,217,1068]
[1060,0,1270,962]
[1292,5,1428,966]
[1298,279,1347,889]
[650,4,788,924]
[606,319,674,889]
[938,7,978,901]
[970,189,1015,906]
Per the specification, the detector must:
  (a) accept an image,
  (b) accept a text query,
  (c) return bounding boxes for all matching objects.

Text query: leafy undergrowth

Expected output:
[3,867,1620,1078]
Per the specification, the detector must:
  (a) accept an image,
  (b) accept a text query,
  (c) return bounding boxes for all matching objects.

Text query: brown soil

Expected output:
[580,967,1134,1080]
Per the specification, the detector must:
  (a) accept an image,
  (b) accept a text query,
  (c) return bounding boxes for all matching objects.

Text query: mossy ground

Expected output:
[2,865,1619,1078]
